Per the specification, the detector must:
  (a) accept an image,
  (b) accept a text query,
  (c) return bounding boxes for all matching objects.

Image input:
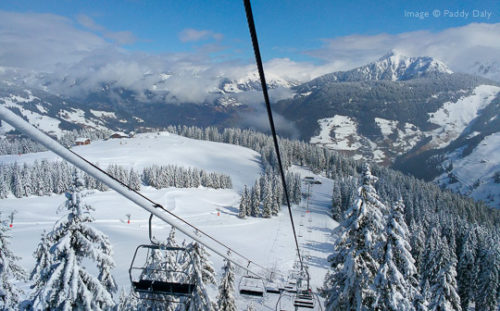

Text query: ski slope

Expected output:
[0,133,337,310]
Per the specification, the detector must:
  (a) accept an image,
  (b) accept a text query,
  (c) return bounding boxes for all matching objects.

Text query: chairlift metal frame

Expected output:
[129,212,196,301]
[239,275,266,297]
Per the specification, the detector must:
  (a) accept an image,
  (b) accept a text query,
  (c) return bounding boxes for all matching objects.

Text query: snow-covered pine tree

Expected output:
[250,186,260,217]
[114,288,138,311]
[324,164,385,311]
[128,168,141,191]
[474,234,499,311]
[424,227,462,311]
[28,230,52,305]
[29,172,117,311]
[373,198,424,311]
[456,227,478,310]
[0,212,27,311]
[185,242,216,311]
[272,174,282,215]
[331,182,342,221]
[409,219,426,275]
[238,185,249,218]
[261,176,272,218]
[216,258,237,311]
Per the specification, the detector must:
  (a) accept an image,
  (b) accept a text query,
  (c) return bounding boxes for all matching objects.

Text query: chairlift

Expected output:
[239,275,265,297]
[294,290,315,309]
[264,281,281,294]
[129,213,196,300]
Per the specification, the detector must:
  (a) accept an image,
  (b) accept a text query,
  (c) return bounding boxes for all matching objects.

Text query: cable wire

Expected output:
[243,0,303,270]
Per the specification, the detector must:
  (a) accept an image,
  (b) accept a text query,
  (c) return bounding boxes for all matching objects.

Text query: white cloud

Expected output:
[0,11,109,70]
[77,14,136,45]
[179,28,223,42]
[2,9,500,107]
[306,23,500,77]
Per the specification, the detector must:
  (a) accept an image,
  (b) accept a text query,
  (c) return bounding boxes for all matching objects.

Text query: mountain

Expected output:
[294,51,452,94]
[1,51,499,207]
[274,52,500,207]
[469,60,500,82]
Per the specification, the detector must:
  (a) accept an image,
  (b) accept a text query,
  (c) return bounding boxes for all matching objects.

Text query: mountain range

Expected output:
[0,51,498,208]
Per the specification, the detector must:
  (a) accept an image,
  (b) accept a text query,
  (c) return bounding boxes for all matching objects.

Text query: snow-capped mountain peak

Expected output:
[299,51,453,89]
[355,50,453,81]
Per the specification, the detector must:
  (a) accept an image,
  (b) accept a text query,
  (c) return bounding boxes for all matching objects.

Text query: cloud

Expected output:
[2,8,500,109]
[306,23,500,76]
[179,28,223,42]
[77,14,136,45]
[0,11,109,70]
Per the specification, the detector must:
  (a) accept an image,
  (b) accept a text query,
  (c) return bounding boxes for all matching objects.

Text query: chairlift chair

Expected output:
[265,283,281,294]
[239,275,265,297]
[129,213,196,300]
[129,244,196,299]
[294,289,315,309]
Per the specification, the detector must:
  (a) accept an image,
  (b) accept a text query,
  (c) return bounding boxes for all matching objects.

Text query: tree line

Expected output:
[0,161,232,199]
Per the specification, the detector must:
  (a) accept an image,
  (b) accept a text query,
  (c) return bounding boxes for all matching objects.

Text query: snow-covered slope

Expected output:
[0,132,261,190]
[0,133,337,309]
[435,132,500,208]
[428,85,500,148]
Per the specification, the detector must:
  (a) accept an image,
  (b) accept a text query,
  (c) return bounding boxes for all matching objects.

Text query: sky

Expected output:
[2,0,500,62]
[1,0,500,101]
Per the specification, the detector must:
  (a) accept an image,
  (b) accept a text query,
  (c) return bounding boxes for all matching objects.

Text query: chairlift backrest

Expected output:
[129,244,196,299]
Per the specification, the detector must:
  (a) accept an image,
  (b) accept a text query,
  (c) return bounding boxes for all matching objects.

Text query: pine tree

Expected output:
[128,168,141,191]
[261,175,273,218]
[28,230,52,304]
[272,174,282,215]
[216,258,237,311]
[324,164,385,311]
[250,186,260,217]
[474,235,499,311]
[114,288,138,311]
[373,198,423,311]
[185,242,216,311]
[0,212,27,310]
[425,231,462,311]
[331,182,342,221]
[238,185,249,218]
[29,173,117,311]
[456,228,478,310]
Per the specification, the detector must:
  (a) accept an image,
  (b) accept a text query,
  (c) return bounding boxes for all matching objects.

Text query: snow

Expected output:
[310,116,362,151]
[375,118,424,155]
[428,85,500,148]
[58,108,107,130]
[90,109,117,119]
[0,134,337,310]
[435,132,500,208]
[0,132,261,190]
[1,94,63,137]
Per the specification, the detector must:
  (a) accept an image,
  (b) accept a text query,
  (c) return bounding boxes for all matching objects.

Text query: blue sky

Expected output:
[1,0,500,103]
[1,0,500,63]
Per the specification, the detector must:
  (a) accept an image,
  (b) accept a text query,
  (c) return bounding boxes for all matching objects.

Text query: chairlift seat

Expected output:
[294,298,315,309]
[129,244,195,299]
[239,276,265,297]
[265,286,281,294]
[132,280,195,296]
